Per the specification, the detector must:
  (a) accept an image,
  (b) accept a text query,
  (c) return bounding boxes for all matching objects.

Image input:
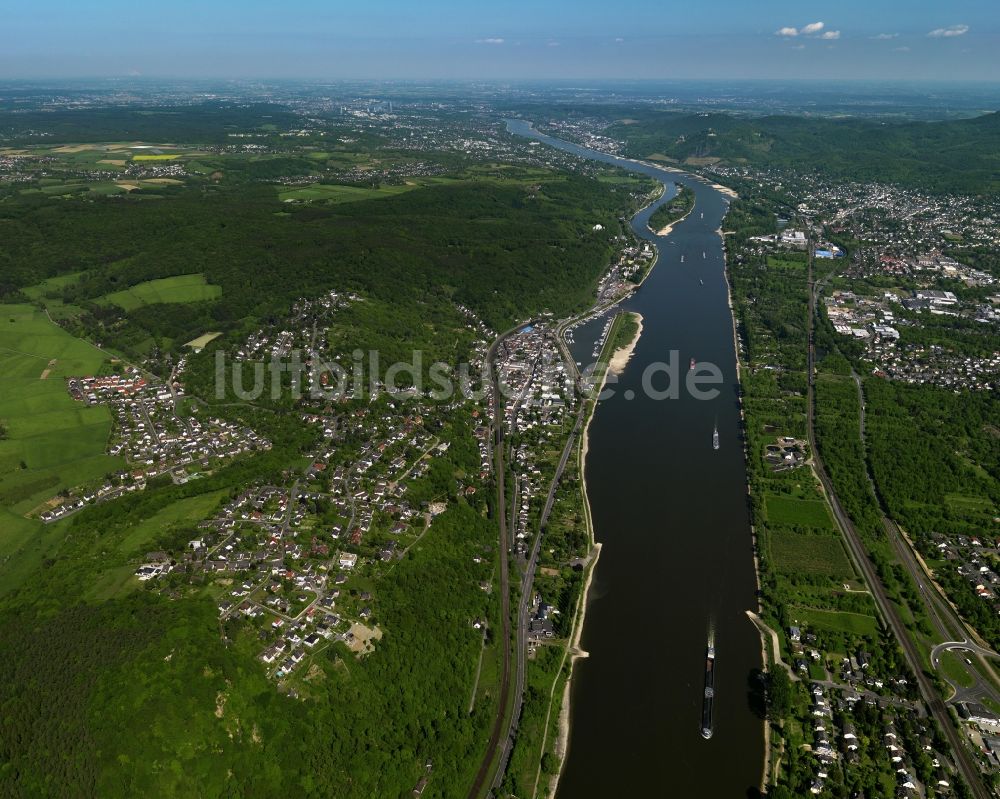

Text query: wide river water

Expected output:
[507,120,764,797]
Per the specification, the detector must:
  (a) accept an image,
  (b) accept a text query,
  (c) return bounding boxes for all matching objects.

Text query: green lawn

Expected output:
[938,649,975,690]
[789,606,879,636]
[99,273,222,310]
[765,494,835,528]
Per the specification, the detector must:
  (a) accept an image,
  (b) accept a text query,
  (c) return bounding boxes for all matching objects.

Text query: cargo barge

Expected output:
[701,636,715,739]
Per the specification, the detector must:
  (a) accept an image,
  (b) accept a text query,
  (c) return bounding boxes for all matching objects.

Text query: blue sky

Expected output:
[1,0,997,80]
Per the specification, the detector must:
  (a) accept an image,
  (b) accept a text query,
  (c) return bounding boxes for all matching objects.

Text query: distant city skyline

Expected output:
[2,0,998,81]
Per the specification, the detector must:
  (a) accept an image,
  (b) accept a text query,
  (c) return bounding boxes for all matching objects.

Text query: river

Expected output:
[507,120,764,798]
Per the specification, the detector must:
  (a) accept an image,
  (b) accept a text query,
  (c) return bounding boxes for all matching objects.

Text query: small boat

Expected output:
[689,357,696,371]
[712,424,719,450]
[699,279,704,285]
[680,255,685,263]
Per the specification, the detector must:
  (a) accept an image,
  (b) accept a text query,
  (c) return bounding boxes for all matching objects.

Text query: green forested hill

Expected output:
[605,109,1000,193]
[3,173,623,356]
[0,102,304,144]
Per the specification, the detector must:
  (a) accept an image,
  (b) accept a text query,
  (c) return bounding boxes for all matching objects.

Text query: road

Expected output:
[465,320,526,799]
[847,367,1000,711]
[806,242,991,799]
[469,311,609,796]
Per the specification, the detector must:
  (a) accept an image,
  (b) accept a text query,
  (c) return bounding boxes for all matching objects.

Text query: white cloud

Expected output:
[614,37,624,43]
[776,21,829,38]
[820,30,840,40]
[872,33,898,40]
[928,24,969,38]
[475,38,505,45]
[547,40,560,47]
[894,46,911,52]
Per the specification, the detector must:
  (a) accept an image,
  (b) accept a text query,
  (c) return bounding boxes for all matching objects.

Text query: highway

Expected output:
[805,243,992,799]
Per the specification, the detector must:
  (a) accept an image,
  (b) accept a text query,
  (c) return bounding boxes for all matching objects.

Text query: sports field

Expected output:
[100,273,222,311]
[765,494,835,528]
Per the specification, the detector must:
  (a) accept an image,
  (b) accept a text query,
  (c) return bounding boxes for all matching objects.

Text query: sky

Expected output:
[1,0,997,81]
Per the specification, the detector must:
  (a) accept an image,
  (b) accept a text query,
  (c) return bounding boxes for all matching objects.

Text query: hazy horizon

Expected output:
[2,0,997,82]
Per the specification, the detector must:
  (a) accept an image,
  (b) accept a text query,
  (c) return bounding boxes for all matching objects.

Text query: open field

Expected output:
[765,494,835,528]
[100,273,222,310]
[789,606,880,636]
[184,331,222,350]
[0,305,124,580]
[20,272,84,301]
[276,172,549,203]
[766,256,808,271]
[944,492,995,514]
[278,181,423,203]
[769,530,854,577]
[117,489,229,556]
[132,154,181,161]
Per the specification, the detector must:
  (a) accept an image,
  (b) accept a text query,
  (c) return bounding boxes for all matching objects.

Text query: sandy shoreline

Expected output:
[607,313,643,375]
[646,192,696,238]
[544,307,628,798]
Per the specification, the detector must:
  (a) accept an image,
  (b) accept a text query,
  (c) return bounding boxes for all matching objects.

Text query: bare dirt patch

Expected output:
[347,622,382,656]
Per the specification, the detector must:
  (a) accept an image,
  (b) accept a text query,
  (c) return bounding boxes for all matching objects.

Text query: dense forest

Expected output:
[3,172,624,369]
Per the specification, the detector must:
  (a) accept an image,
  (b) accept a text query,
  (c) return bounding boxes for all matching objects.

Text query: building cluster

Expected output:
[823,289,999,390]
[235,289,358,362]
[930,533,1000,615]
[712,163,1000,254]
[786,624,956,798]
[43,368,268,523]
[535,118,625,155]
[136,395,472,680]
[495,323,576,553]
[764,437,806,473]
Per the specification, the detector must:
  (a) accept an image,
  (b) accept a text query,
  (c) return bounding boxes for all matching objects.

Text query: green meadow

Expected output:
[789,606,880,637]
[116,489,228,557]
[0,305,124,573]
[99,273,222,311]
[765,494,835,528]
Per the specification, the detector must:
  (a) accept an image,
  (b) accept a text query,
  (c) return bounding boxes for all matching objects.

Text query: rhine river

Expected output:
[507,120,764,797]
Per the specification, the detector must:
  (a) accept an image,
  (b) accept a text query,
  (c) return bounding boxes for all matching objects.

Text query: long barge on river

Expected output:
[701,636,715,739]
